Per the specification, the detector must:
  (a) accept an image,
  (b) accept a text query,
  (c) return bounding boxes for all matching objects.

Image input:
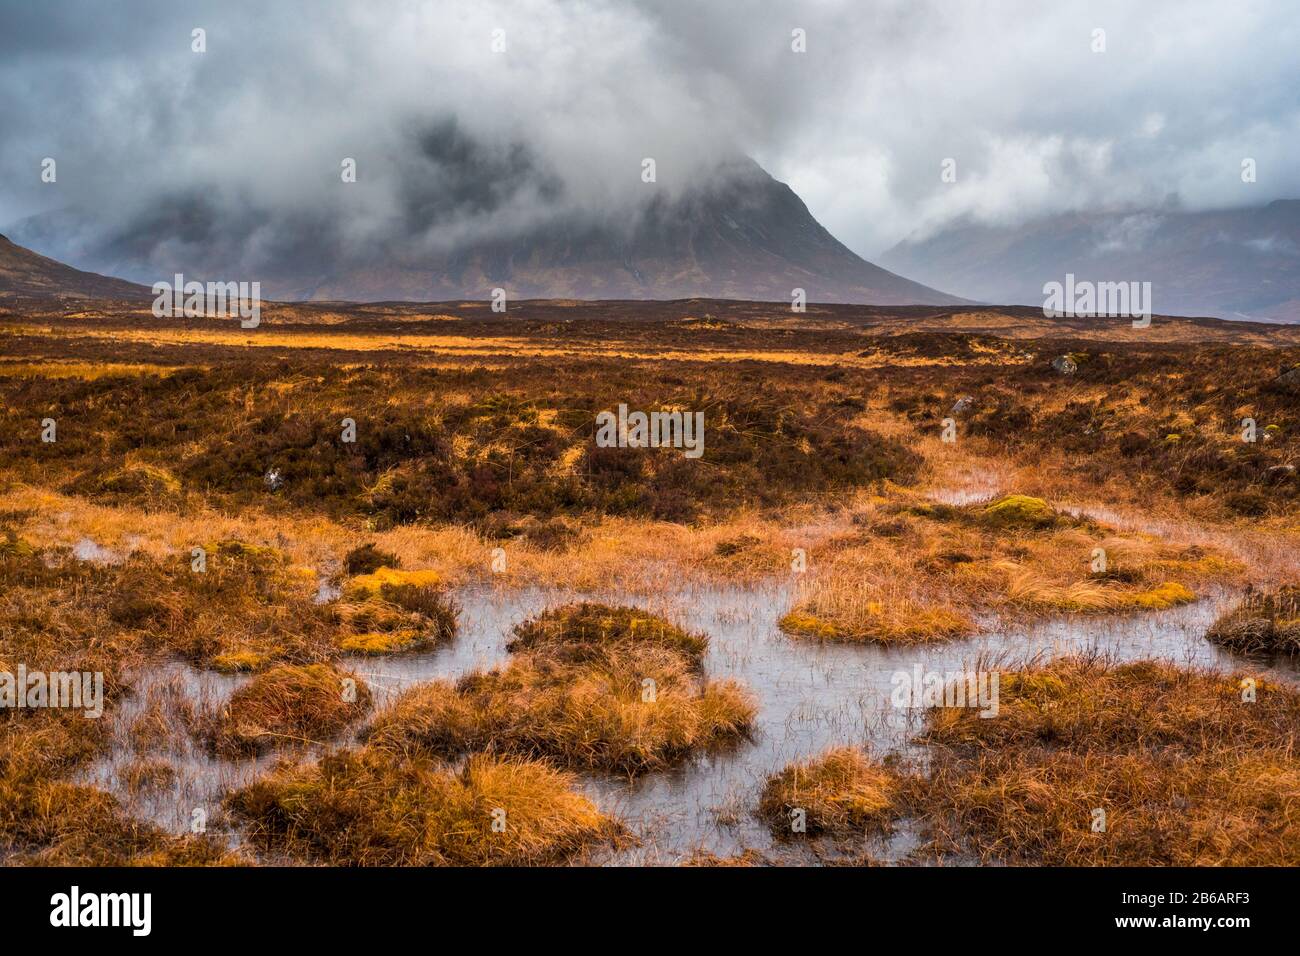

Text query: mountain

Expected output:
[280,159,965,305]
[879,201,1300,322]
[5,158,962,306]
[0,233,148,300]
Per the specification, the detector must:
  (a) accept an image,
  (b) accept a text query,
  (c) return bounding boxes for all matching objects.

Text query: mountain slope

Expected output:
[287,159,965,304]
[879,201,1300,322]
[0,234,149,300]
[6,158,962,306]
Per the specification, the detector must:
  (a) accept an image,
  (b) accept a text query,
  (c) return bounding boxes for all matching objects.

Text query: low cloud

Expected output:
[1,0,1297,276]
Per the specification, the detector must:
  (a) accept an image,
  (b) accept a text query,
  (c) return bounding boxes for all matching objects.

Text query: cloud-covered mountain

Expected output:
[879,201,1300,321]
[6,156,962,305]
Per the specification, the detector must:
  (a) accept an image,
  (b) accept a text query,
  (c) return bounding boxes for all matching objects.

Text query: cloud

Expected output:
[1,0,1297,274]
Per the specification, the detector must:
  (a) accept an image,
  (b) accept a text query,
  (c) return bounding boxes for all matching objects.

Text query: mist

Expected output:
[1,0,1297,280]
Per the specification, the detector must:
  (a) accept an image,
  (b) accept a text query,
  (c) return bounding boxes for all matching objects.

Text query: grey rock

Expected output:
[1276,365,1300,392]
[1051,355,1078,375]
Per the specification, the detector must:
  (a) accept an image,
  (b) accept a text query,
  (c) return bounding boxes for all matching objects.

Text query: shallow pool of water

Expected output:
[83,582,1300,864]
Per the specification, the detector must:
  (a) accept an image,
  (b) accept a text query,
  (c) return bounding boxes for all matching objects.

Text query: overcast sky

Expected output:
[1,0,1296,269]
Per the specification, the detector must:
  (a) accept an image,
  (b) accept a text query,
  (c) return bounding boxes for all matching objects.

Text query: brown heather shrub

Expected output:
[342,542,401,575]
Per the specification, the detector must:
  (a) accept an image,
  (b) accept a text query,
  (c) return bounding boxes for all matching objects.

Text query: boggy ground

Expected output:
[0,298,1298,866]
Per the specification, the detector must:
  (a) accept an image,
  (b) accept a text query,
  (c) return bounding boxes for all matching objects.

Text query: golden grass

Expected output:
[0,360,180,380]
[781,491,1241,642]
[0,779,242,865]
[365,603,755,774]
[206,663,372,756]
[228,748,623,865]
[916,657,1300,865]
[779,601,972,645]
[758,747,901,836]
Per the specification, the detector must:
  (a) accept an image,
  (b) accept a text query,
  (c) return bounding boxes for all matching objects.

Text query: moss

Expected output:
[210,649,274,673]
[339,629,423,655]
[346,566,441,598]
[980,494,1058,530]
[778,611,842,640]
[780,603,971,645]
[1129,581,1196,610]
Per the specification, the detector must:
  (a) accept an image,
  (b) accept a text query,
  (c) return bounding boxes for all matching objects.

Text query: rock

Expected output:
[950,395,975,415]
[1275,365,1300,393]
[1051,355,1078,375]
[1267,464,1297,481]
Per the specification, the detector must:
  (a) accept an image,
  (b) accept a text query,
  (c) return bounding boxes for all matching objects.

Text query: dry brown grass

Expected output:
[781,492,1241,645]
[0,778,241,865]
[206,662,372,757]
[366,603,756,774]
[227,747,623,865]
[758,747,902,836]
[915,656,1300,865]
[1206,586,1300,655]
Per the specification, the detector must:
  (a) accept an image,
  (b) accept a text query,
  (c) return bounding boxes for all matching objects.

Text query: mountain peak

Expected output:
[4,159,963,306]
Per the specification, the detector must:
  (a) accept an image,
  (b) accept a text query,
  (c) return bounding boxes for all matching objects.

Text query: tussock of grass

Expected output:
[780,593,973,645]
[758,747,900,836]
[1129,581,1196,609]
[917,657,1300,865]
[339,629,423,654]
[682,849,769,867]
[365,604,754,773]
[206,663,372,756]
[0,779,239,865]
[330,584,458,655]
[507,601,709,664]
[0,532,35,557]
[95,462,182,498]
[1000,564,1196,613]
[1206,586,1300,655]
[104,547,339,671]
[804,494,1235,632]
[227,748,623,865]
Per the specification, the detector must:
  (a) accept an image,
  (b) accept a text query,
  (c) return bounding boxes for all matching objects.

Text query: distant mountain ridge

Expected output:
[879,200,1300,322]
[4,158,964,306]
[0,233,148,300]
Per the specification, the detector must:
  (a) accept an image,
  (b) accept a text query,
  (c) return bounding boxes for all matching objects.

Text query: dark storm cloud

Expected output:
[1,0,1297,278]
